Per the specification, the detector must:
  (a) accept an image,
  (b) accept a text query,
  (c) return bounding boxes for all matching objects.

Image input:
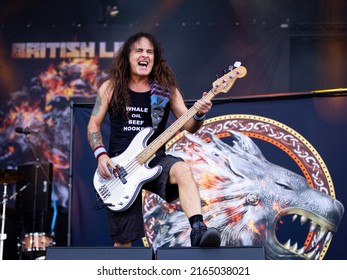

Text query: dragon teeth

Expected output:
[316,227,328,244]
[300,216,308,225]
[284,239,291,249]
[309,221,318,231]
[305,247,320,260]
[297,246,305,255]
[282,214,333,260]
[290,242,298,252]
[306,249,316,259]
[323,232,333,247]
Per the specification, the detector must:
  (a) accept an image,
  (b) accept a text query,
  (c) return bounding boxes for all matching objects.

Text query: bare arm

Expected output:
[87,90,106,149]
[87,80,115,178]
[170,89,212,134]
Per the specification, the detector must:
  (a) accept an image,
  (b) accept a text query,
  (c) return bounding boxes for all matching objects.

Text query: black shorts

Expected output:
[106,150,183,243]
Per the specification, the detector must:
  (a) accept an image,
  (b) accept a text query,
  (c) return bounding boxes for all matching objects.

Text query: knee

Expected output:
[170,161,193,183]
[172,161,192,174]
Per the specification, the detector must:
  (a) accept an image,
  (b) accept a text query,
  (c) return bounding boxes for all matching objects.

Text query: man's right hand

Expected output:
[97,154,116,179]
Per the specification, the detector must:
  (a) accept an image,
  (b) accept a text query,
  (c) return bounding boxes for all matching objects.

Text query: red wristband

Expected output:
[94,146,107,160]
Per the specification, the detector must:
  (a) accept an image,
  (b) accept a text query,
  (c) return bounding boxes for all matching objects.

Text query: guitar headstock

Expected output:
[212,62,247,95]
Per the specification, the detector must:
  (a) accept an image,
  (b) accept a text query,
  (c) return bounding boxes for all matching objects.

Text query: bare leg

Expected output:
[114,241,132,247]
[169,161,221,247]
[169,161,202,218]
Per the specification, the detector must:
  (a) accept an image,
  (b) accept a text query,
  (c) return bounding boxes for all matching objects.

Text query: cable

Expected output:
[50,183,58,235]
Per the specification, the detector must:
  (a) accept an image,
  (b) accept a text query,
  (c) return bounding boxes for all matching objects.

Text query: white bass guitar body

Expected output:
[93,127,162,211]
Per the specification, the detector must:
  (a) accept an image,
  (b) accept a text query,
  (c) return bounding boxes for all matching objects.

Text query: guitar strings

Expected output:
[99,72,237,206]
[99,91,215,206]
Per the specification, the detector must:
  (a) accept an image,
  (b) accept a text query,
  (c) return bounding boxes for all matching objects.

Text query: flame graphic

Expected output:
[2,57,107,207]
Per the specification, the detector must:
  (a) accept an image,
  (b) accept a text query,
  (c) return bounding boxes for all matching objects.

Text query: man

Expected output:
[87,32,221,248]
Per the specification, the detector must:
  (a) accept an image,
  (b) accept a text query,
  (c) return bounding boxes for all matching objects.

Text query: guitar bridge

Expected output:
[98,185,111,200]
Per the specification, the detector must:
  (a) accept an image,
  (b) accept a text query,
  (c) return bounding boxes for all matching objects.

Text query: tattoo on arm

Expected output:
[88,131,103,150]
[92,91,102,116]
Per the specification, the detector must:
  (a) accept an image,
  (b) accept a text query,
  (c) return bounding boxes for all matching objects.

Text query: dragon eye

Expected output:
[277,182,292,191]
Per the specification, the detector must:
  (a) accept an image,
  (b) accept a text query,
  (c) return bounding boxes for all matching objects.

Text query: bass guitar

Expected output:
[93,62,247,211]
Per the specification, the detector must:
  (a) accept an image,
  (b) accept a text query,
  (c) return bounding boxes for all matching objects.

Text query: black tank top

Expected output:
[108,89,170,156]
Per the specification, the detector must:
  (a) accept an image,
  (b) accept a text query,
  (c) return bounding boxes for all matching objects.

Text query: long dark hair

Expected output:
[107,32,178,116]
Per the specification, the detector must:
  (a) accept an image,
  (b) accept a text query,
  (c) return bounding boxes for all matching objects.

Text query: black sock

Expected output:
[189,214,204,227]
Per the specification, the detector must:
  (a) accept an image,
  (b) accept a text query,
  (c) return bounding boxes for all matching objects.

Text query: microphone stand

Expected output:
[23,133,51,259]
[0,183,8,260]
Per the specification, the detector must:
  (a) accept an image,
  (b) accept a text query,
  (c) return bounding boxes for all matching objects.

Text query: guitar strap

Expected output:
[149,81,170,130]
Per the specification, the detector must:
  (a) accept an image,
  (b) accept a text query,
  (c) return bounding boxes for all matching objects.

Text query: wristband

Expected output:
[193,113,206,122]
[94,146,108,160]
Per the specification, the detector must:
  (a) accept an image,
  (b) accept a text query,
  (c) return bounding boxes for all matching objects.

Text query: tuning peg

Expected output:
[234,61,241,68]
[228,61,241,71]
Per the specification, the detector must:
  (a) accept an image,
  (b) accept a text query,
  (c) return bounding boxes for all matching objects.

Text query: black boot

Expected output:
[190,221,221,247]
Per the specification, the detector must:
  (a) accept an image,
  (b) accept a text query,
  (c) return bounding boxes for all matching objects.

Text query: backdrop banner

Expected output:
[0,24,346,260]
[0,23,289,211]
[71,94,346,260]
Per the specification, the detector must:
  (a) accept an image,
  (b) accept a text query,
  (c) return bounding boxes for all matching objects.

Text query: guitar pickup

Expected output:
[119,176,127,184]
[114,164,128,184]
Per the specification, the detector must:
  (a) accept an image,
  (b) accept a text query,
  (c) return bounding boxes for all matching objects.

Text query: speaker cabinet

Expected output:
[45,247,154,260]
[156,246,265,260]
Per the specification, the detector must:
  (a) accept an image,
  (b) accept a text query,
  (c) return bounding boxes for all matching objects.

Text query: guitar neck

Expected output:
[135,64,247,164]
[136,90,215,164]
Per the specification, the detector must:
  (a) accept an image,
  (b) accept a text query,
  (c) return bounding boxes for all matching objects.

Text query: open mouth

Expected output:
[275,213,334,260]
[138,61,148,69]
